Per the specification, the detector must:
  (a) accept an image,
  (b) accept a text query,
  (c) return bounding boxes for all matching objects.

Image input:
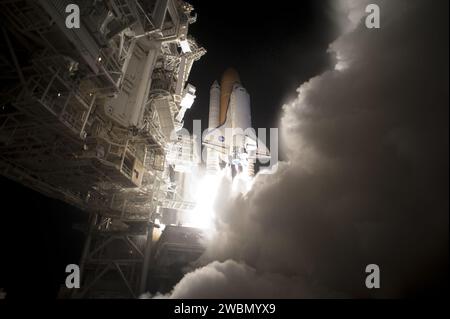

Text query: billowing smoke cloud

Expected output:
[149,0,449,298]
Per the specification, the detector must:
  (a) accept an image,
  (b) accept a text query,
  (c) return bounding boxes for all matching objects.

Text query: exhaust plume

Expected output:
[146,0,448,298]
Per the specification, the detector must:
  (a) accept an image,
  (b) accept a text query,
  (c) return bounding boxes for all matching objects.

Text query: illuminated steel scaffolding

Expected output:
[0,0,205,298]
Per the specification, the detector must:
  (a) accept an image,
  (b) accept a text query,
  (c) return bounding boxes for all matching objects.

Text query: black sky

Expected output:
[184,0,338,134]
[0,180,86,298]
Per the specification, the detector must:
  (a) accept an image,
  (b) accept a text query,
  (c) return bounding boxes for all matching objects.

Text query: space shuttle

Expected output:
[203,68,270,177]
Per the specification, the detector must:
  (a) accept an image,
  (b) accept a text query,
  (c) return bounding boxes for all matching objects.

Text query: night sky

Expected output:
[0,180,86,298]
[184,0,338,136]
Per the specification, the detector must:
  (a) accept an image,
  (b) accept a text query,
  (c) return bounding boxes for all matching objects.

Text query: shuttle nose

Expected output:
[221,67,240,86]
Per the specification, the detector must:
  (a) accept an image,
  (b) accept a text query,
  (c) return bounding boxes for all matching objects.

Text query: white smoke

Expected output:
[145,0,448,298]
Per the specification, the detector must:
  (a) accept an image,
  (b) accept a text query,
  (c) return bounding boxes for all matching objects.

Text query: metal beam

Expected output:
[139,222,154,294]
[2,27,26,87]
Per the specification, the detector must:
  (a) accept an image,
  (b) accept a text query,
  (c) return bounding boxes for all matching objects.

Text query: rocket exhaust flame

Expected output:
[185,170,224,231]
[186,166,253,232]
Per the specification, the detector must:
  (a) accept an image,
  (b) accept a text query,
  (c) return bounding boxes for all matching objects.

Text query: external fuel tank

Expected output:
[219,68,241,125]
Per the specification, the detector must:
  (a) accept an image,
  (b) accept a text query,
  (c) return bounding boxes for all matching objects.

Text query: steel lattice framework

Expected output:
[0,0,205,298]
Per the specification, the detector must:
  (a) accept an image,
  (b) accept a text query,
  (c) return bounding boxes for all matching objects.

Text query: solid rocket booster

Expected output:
[209,81,221,128]
[206,81,221,174]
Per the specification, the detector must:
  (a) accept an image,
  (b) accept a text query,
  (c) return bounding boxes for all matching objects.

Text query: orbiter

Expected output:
[203,68,270,177]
